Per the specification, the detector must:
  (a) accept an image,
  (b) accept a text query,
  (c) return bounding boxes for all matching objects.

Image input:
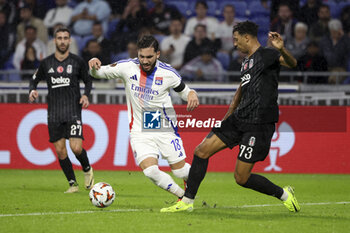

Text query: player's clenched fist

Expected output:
[88,58,102,70]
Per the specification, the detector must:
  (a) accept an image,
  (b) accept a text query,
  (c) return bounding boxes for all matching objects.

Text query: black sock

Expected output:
[75,149,91,172]
[58,157,76,186]
[184,154,209,199]
[242,173,283,199]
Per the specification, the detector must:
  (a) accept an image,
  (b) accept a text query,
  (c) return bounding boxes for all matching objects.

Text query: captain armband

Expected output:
[174,81,195,101]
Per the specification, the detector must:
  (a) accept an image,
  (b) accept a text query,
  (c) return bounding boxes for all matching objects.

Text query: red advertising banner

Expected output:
[0,104,349,173]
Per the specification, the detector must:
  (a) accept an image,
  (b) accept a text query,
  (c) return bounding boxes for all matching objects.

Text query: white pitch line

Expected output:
[0,201,349,218]
[0,209,143,218]
[222,201,350,209]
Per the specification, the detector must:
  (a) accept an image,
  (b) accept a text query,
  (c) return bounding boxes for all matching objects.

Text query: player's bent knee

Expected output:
[55,148,67,159]
[234,172,248,186]
[172,163,190,180]
[194,144,210,159]
[143,165,161,184]
[70,145,82,155]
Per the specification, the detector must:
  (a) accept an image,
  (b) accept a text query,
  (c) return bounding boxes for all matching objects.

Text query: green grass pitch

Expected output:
[0,169,349,233]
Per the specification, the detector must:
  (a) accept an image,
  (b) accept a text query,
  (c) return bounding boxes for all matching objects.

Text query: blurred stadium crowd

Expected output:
[0,0,350,83]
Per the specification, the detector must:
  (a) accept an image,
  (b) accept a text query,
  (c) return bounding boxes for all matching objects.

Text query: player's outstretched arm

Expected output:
[268,32,297,68]
[29,90,39,103]
[89,58,120,80]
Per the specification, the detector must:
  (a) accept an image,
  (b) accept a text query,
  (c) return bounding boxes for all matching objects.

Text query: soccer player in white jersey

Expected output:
[88,35,199,199]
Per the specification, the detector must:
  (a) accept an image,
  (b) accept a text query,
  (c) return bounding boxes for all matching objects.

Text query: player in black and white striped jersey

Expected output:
[29,27,94,193]
[162,21,300,213]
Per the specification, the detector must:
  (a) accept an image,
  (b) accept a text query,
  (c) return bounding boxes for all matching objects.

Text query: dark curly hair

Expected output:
[233,21,259,37]
[136,35,159,52]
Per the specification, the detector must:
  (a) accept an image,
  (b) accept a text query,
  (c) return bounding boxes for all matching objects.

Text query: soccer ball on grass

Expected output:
[89,182,115,208]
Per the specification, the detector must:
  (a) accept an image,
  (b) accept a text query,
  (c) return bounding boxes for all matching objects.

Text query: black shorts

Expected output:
[48,120,84,143]
[212,114,275,163]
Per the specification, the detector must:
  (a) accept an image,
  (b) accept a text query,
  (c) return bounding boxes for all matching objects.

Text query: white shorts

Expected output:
[130,132,187,165]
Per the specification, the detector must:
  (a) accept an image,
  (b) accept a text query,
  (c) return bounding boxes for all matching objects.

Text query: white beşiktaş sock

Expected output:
[182,196,194,204]
[280,189,289,201]
[143,165,184,198]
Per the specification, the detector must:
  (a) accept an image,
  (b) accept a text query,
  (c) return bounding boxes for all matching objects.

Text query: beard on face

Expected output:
[56,43,69,54]
[140,61,156,74]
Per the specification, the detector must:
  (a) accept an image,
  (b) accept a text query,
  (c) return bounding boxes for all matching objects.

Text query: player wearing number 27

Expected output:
[89,35,199,199]
[161,21,301,213]
[29,27,94,193]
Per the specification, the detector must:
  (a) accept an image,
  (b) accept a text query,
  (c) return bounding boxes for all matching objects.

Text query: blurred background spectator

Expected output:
[0,0,17,28]
[183,24,215,65]
[309,4,331,42]
[160,18,190,69]
[340,5,350,37]
[298,0,322,28]
[105,0,127,18]
[0,10,15,68]
[16,4,48,44]
[148,0,183,35]
[270,0,299,20]
[80,21,112,60]
[184,1,218,41]
[70,0,111,37]
[82,39,110,65]
[216,4,240,54]
[43,0,73,36]
[298,41,328,84]
[21,44,39,80]
[319,19,350,83]
[17,0,54,19]
[181,46,223,82]
[126,41,138,59]
[285,22,310,60]
[111,0,150,53]
[13,25,46,70]
[270,3,298,41]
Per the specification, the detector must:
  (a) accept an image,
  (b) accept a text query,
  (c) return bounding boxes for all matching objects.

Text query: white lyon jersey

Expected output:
[93,58,182,134]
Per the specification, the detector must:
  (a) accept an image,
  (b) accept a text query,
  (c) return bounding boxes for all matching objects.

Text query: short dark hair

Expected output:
[319,4,330,11]
[54,27,71,38]
[194,24,207,32]
[25,25,37,32]
[200,45,215,56]
[196,1,208,9]
[86,39,99,48]
[307,41,319,48]
[233,21,258,37]
[278,3,291,10]
[137,35,159,52]
[93,21,102,26]
[224,4,235,12]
